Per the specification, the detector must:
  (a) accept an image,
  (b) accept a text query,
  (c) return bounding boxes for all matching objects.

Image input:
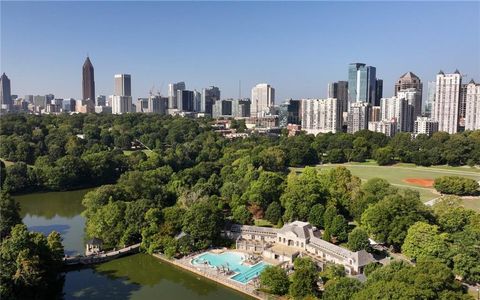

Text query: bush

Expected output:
[433,176,479,196]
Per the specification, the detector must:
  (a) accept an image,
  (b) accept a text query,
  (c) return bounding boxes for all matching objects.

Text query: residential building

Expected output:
[232,98,251,118]
[114,74,131,97]
[137,98,149,112]
[414,117,439,136]
[394,72,422,96]
[397,88,422,119]
[0,73,12,110]
[251,83,275,117]
[201,86,220,115]
[368,120,397,137]
[279,99,301,127]
[465,80,480,130]
[213,99,233,118]
[328,81,348,112]
[432,70,461,134]
[177,90,194,112]
[459,83,468,128]
[301,98,342,135]
[347,63,377,106]
[347,102,370,133]
[227,221,374,274]
[370,106,381,122]
[168,82,186,109]
[82,57,95,101]
[111,95,132,114]
[94,106,112,114]
[146,96,168,114]
[380,96,414,132]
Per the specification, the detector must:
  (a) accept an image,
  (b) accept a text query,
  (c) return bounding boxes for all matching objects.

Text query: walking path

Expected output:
[63,243,141,266]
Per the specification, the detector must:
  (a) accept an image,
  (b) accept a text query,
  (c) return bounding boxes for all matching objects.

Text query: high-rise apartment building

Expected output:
[465,79,480,130]
[111,95,132,114]
[168,82,186,109]
[328,81,348,112]
[0,73,12,110]
[397,88,422,119]
[347,63,377,106]
[432,70,461,134]
[114,74,132,97]
[301,98,342,135]
[368,120,397,137]
[82,57,95,101]
[370,106,381,122]
[395,72,422,96]
[380,96,414,132]
[251,83,275,117]
[212,99,233,118]
[459,83,468,128]
[201,86,220,115]
[232,99,251,118]
[347,102,370,133]
[414,117,439,137]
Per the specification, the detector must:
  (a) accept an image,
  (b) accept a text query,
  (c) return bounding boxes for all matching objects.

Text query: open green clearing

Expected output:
[293,163,480,211]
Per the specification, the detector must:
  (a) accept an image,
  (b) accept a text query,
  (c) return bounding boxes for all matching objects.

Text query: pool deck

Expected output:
[152,251,271,300]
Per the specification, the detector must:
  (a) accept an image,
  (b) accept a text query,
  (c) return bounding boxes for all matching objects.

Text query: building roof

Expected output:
[86,237,103,245]
[469,79,476,84]
[279,221,312,239]
[454,69,461,75]
[399,71,420,80]
[438,70,445,75]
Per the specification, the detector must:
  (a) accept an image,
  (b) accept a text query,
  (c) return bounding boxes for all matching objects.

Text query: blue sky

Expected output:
[1,1,479,102]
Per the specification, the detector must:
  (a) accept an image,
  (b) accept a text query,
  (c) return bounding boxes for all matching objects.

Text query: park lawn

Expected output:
[460,197,480,212]
[1,158,15,167]
[123,149,155,157]
[293,163,480,203]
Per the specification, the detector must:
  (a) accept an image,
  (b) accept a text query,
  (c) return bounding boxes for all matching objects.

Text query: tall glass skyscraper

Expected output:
[347,63,377,107]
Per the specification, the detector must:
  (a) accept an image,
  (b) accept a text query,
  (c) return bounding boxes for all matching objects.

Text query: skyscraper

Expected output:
[425,81,436,117]
[177,90,194,112]
[380,96,414,132]
[201,86,220,115]
[394,72,422,96]
[0,73,12,110]
[375,79,383,106]
[459,83,468,128]
[397,88,422,119]
[465,79,480,131]
[114,74,131,96]
[251,83,275,117]
[432,70,461,134]
[347,63,377,106]
[82,57,95,101]
[328,81,348,112]
[168,82,186,109]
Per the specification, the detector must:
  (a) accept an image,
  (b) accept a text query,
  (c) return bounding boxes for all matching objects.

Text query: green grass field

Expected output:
[293,162,480,211]
[123,149,156,157]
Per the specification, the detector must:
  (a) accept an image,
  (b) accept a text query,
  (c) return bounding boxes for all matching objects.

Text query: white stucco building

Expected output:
[228,221,374,275]
[465,79,480,130]
[251,83,275,118]
[432,71,461,133]
[414,117,439,137]
[301,98,342,135]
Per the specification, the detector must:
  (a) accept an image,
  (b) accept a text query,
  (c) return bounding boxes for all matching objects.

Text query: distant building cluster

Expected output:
[1,58,479,136]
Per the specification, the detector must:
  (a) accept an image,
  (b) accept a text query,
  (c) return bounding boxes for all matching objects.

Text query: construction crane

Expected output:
[149,85,155,97]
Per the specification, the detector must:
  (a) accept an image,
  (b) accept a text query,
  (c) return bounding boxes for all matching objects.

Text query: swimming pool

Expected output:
[191,252,267,284]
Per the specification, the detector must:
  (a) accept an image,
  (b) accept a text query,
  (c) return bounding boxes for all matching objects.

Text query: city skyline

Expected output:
[2,1,479,101]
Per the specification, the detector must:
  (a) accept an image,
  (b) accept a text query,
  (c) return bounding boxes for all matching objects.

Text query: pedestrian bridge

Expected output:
[63,243,141,266]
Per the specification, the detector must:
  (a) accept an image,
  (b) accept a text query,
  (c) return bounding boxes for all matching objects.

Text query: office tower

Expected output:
[0,73,12,110]
[177,90,194,112]
[82,57,95,101]
[24,95,34,103]
[111,95,132,114]
[251,83,275,117]
[62,98,76,112]
[347,102,371,133]
[380,96,414,132]
[432,70,461,134]
[375,79,383,106]
[459,84,468,128]
[347,63,377,106]
[425,81,435,117]
[137,98,149,112]
[465,79,480,130]
[397,88,422,119]
[212,99,233,118]
[95,106,112,114]
[145,95,167,114]
[168,82,186,109]
[301,98,342,135]
[33,95,47,108]
[395,72,422,96]
[414,117,439,136]
[328,81,348,112]
[193,90,202,112]
[114,74,132,96]
[370,106,381,122]
[201,86,220,115]
[232,99,251,118]
[96,95,106,107]
[368,120,397,137]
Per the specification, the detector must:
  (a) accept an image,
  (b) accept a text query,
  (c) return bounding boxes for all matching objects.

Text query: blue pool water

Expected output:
[191,252,267,284]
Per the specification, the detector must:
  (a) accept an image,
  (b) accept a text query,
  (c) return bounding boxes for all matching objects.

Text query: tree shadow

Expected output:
[29,224,70,236]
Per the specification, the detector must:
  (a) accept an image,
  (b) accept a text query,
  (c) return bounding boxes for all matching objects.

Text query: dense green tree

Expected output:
[308,203,325,228]
[232,205,253,225]
[182,201,222,249]
[434,176,479,196]
[329,215,348,242]
[264,201,282,224]
[402,222,449,263]
[347,227,370,252]
[322,277,362,300]
[259,265,290,295]
[352,178,397,221]
[0,192,22,238]
[319,264,346,283]
[289,257,318,299]
[3,162,33,193]
[373,146,395,165]
[361,190,431,249]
